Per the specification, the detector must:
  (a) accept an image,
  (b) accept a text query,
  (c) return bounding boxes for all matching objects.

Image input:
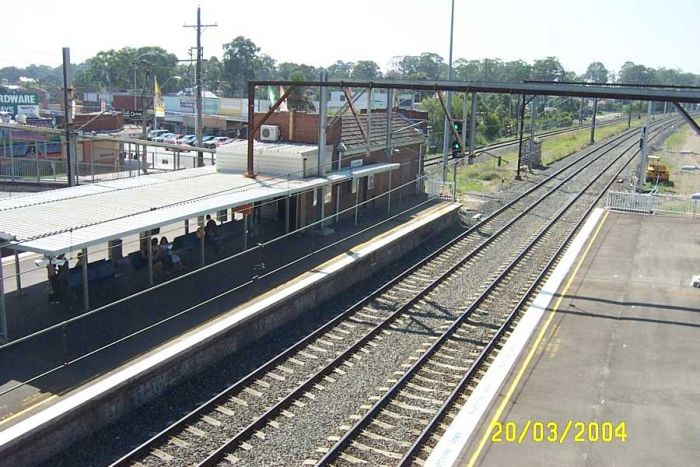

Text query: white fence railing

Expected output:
[0,149,215,184]
[606,191,699,217]
[426,177,455,201]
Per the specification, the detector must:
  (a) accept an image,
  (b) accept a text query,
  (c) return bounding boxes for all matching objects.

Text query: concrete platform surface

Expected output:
[0,196,442,429]
[464,212,700,466]
[0,200,460,466]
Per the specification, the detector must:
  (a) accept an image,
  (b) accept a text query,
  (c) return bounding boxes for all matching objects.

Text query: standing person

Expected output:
[205,215,221,252]
[75,251,86,268]
[46,260,59,303]
[56,254,69,303]
[150,237,163,274]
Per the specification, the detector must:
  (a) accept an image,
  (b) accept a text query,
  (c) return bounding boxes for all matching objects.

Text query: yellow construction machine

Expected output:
[646,156,670,183]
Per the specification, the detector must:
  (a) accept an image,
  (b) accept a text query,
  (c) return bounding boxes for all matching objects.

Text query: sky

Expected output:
[2,0,699,76]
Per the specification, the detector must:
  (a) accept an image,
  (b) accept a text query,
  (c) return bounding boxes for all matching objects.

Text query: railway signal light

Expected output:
[451,121,463,157]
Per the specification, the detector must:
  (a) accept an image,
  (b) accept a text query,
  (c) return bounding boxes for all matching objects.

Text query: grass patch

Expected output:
[663,127,688,152]
[444,117,645,198]
[540,118,643,165]
[448,150,517,193]
[643,180,675,193]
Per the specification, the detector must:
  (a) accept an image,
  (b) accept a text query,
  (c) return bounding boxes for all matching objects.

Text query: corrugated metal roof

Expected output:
[349,163,400,178]
[0,163,398,256]
[218,139,319,155]
[341,111,425,150]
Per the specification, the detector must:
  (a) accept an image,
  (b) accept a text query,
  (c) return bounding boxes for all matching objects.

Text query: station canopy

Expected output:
[0,162,398,257]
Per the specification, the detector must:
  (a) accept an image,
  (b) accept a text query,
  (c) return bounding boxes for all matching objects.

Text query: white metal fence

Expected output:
[426,177,455,201]
[606,191,699,217]
[0,150,215,184]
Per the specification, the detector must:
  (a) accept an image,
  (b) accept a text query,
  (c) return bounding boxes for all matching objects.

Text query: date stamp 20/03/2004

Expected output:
[491,420,628,445]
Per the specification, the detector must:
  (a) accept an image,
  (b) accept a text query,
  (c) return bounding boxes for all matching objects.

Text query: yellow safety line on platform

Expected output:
[0,394,58,427]
[466,209,609,467]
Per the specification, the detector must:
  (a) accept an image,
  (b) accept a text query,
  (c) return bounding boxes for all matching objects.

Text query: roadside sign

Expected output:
[0,93,40,117]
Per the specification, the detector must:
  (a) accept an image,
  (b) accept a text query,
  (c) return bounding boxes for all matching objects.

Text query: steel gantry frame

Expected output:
[245,78,700,178]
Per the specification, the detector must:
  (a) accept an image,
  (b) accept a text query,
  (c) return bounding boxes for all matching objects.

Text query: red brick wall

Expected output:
[253,111,341,146]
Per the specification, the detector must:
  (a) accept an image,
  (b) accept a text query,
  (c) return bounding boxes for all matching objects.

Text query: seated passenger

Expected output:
[159,236,185,272]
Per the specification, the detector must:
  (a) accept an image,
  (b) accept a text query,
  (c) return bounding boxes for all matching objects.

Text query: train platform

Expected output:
[429,210,700,466]
[0,198,461,465]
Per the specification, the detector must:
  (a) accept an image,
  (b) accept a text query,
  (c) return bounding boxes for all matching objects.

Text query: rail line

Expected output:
[315,120,671,466]
[423,115,630,167]
[110,118,674,467]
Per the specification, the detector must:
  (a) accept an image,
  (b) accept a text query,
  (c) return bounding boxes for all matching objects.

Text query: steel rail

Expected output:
[111,122,659,467]
[397,121,672,466]
[317,120,675,466]
[189,125,660,466]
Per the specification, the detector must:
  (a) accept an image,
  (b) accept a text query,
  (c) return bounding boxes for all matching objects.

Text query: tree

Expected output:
[397,53,445,80]
[531,56,565,81]
[73,46,178,93]
[205,57,223,95]
[256,54,277,81]
[618,61,650,84]
[286,71,315,112]
[327,60,354,79]
[0,66,22,84]
[351,61,381,80]
[584,62,609,83]
[277,62,317,82]
[222,36,262,97]
[453,59,481,81]
[501,60,531,83]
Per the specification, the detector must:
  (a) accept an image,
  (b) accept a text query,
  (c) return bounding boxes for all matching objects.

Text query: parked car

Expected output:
[179,134,197,145]
[153,132,174,143]
[163,134,183,144]
[203,137,231,148]
[166,141,192,152]
[147,129,169,141]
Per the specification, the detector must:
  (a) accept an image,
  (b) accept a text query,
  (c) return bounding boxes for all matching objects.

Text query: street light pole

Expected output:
[133,52,155,118]
[441,0,456,182]
[62,47,74,187]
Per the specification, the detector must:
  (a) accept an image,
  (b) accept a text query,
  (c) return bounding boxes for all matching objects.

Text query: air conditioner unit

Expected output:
[260,125,280,142]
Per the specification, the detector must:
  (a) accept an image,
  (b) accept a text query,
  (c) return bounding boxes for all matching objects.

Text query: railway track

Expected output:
[315,122,668,466]
[423,116,629,167]
[110,118,675,467]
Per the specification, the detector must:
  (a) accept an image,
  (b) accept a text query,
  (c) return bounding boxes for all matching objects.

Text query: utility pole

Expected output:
[529,96,537,171]
[62,47,74,187]
[441,0,455,182]
[516,95,526,181]
[589,98,598,144]
[141,69,149,175]
[530,96,537,140]
[184,6,216,167]
[636,101,653,192]
[627,100,632,127]
[468,92,477,163]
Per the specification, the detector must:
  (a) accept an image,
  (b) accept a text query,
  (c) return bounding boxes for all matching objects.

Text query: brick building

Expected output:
[219,108,428,230]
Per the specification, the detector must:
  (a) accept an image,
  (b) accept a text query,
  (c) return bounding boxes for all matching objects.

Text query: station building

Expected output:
[0,107,428,339]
